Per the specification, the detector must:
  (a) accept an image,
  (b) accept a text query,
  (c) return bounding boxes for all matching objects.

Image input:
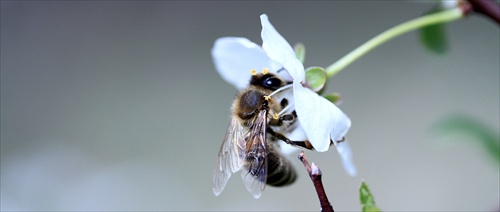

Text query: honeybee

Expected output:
[213,69,314,199]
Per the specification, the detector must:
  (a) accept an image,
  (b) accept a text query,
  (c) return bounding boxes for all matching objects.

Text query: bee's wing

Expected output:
[241,109,268,199]
[213,118,246,196]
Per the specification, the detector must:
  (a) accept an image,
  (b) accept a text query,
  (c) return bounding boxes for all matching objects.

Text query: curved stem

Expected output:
[325,8,464,78]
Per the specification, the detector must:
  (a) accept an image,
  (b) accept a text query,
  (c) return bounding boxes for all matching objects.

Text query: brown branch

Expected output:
[466,0,500,24]
[298,152,334,212]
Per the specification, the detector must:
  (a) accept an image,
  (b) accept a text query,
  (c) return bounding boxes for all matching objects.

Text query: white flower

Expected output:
[211,14,356,176]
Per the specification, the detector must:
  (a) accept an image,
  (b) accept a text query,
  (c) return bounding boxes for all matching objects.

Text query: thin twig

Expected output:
[298,152,334,212]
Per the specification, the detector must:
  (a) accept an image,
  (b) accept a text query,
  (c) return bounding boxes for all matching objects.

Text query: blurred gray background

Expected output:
[1,1,498,211]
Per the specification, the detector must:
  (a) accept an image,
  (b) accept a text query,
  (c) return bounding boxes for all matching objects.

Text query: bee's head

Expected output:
[249,73,288,91]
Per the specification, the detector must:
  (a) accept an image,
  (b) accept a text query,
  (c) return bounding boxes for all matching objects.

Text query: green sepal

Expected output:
[294,43,306,63]
[360,181,381,212]
[419,7,449,54]
[305,66,326,92]
[323,93,342,105]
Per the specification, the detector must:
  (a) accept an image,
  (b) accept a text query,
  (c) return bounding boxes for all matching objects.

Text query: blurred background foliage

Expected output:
[432,115,499,165]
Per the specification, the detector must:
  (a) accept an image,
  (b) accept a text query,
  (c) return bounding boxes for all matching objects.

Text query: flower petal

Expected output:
[335,140,357,176]
[294,84,351,152]
[260,14,305,82]
[211,37,278,90]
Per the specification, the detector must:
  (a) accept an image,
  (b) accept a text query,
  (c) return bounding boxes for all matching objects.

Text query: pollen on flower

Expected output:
[262,68,269,74]
[250,69,257,75]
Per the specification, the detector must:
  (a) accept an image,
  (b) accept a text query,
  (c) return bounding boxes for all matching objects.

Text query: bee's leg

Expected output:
[269,113,293,127]
[269,126,346,149]
[318,137,346,148]
[280,98,289,108]
[280,110,296,122]
[267,127,314,150]
[277,134,346,150]
[269,109,297,127]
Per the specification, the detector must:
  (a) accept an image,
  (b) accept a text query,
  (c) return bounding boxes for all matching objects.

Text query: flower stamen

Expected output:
[267,84,292,98]
[262,68,269,74]
[278,103,294,116]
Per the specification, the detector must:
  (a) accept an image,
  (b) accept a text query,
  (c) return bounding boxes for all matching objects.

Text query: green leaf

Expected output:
[432,115,500,164]
[360,181,381,212]
[305,66,326,92]
[323,93,342,105]
[294,43,306,63]
[419,8,449,54]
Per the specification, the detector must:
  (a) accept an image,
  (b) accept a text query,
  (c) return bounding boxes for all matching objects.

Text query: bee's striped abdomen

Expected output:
[265,146,296,187]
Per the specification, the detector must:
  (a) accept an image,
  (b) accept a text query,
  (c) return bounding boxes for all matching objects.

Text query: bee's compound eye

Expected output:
[263,78,282,90]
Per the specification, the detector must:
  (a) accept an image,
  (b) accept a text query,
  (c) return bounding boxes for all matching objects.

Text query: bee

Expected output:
[213,69,314,199]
